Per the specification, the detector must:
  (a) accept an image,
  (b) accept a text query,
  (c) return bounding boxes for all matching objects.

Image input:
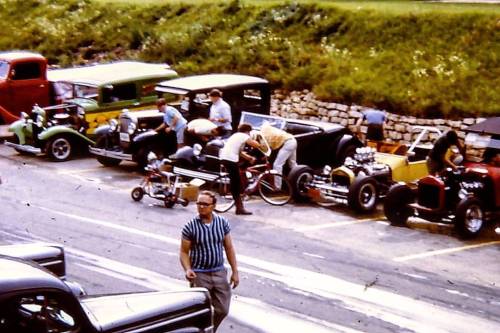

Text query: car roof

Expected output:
[0,256,68,294]
[47,61,177,86]
[467,117,500,136]
[156,74,268,93]
[0,51,45,62]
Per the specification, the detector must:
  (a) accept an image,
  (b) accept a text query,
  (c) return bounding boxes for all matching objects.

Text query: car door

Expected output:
[8,61,50,116]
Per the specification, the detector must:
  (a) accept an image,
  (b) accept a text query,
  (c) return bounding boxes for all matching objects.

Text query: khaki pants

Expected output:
[191,269,231,331]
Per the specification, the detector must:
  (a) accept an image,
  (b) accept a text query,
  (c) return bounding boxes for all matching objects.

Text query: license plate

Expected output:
[120,132,130,142]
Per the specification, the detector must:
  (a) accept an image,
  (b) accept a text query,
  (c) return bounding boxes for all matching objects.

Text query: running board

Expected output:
[89,147,133,161]
[4,141,42,154]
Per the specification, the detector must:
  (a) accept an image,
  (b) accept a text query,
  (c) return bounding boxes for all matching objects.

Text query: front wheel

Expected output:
[131,187,144,202]
[384,184,415,226]
[288,165,314,202]
[347,176,379,213]
[208,175,235,213]
[455,197,485,239]
[258,172,292,206]
[46,135,73,162]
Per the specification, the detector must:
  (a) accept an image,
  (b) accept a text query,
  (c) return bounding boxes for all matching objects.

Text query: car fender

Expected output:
[93,124,112,138]
[133,130,159,144]
[8,119,28,143]
[39,126,94,145]
[331,165,356,183]
[335,134,363,158]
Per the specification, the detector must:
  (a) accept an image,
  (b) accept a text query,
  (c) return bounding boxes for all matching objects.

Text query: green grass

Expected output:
[0,0,498,118]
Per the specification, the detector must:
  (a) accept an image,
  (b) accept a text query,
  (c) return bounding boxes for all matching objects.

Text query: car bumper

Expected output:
[4,141,42,154]
[89,147,133,161]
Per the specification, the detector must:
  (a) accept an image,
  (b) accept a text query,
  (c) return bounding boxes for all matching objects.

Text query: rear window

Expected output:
[12,62,41,80]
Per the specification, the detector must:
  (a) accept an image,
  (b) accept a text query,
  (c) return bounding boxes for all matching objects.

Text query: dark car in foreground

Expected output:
[384,117,500,238]
[0,255,214,333]
[90,74,271,168]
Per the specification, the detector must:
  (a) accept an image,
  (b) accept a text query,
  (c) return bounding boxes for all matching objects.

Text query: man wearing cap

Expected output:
[209,89,232,138]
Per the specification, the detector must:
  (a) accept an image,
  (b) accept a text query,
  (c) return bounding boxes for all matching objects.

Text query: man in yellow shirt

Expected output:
[260,122,298,188]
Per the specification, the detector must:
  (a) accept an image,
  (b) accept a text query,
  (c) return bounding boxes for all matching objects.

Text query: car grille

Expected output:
[418,183,440,209]
[120,117,132,133]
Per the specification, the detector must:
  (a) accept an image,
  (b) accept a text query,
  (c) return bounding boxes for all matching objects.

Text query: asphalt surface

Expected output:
[0,143,499,333]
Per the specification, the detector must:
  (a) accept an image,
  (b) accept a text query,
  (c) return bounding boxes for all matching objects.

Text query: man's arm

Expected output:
[180,238,196,280]
[223,234,239,288]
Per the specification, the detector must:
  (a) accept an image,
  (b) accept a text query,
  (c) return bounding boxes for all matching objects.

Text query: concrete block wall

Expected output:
[271,90,486,158]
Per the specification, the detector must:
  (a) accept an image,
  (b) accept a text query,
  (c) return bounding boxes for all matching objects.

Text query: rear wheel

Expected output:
[288,165,314,202]
[131,187,144,202]
[348,176,379,213]
[208,175,234,213]
[258,172,292,206]
[384,184,415,226]
[455,197,485,239]
[46,135,73,162]
[95,137,121,167]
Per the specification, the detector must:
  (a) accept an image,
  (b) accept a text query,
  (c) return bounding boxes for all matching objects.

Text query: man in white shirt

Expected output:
[220,123,260,215]
[209,89,232,138]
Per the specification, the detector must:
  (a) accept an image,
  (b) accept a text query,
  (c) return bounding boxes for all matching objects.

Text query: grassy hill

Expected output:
[0,0,498,118]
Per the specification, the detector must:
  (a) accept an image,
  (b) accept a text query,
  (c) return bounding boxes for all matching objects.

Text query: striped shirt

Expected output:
[181,214,231,272]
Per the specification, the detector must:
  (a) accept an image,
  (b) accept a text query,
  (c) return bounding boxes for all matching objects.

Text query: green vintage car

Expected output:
[6,61,178,161]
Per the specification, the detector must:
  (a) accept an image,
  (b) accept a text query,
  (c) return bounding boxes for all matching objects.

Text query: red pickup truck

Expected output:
[0,51,54,124]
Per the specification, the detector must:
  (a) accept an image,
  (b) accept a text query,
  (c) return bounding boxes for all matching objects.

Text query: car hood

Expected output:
[81,289,210,331]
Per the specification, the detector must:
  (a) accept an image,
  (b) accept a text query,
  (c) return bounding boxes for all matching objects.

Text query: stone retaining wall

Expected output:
[271,90,485,154]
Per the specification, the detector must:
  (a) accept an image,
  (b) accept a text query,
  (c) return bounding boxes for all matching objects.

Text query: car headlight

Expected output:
[127,121,137,135]
[36,114,44,127]
[109,119,118,132]
[322,165,332,175]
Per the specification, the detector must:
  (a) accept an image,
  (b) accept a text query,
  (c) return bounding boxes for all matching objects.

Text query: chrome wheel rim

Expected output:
[51,138,71,160]
[464,204,483,233]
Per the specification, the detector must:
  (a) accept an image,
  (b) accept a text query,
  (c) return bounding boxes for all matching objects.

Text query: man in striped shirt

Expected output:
[180,190,239,331]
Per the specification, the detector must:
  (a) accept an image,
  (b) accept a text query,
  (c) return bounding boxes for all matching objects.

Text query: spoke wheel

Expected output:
[208,176,235,213]
[258,172,292,206]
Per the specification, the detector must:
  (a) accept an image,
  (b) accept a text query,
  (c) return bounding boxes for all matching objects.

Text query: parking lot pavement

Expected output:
[1,143,499,288]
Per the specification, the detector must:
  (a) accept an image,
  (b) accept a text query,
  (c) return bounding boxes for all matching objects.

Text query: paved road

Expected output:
[0,143,499,333]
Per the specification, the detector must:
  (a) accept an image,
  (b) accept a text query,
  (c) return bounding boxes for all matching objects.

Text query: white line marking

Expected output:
[393,241,500,262]
[294,216,383,232]
[28,205,500,333]
[302,252,325,259]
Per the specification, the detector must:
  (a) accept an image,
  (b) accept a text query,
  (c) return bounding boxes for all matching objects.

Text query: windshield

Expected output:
[74,84,98,101]
[0,61,9,79]
[240,112,286,130]
[465,133,500,162]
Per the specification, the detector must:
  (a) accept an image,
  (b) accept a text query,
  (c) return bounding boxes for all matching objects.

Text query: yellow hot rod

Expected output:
[288,126,443,212]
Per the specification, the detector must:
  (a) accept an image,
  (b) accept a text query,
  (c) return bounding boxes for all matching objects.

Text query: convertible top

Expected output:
[467,117,500,136]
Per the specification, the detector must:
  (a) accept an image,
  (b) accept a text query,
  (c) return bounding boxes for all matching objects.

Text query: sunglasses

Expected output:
[196,202,213,207]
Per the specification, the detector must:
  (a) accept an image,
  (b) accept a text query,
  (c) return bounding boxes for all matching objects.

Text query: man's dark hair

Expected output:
[446,130,458,144]
[237,123,252,133]
[209,89,222,97]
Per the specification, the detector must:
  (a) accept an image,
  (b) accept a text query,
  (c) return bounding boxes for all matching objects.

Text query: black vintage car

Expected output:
[90,74,270,168]
[384,117,500,239]
[240,112,363,170]
[0,255,214,333]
